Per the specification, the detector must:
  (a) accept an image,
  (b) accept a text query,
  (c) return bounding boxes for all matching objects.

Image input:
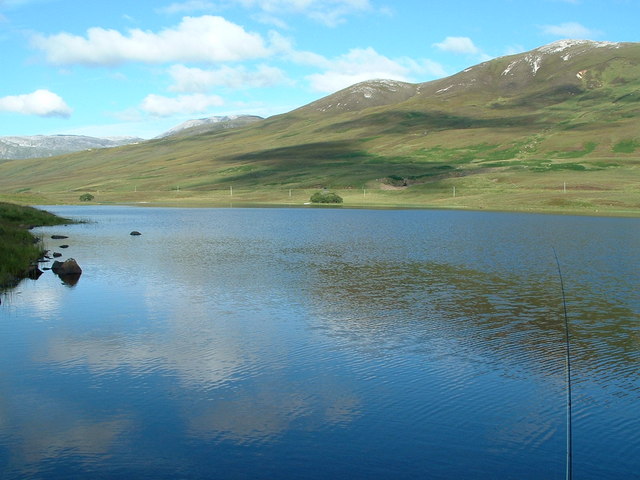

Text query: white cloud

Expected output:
[31,15,269,66]
[305,47,445,92]
[251,12,290,29]
[191,0,373,26]
[540,22,599,38]
[305,0,372,27]
[504,44,526,56]
[140,93,225,116]
[433,36,480,55]
[307,71,378,92]
[157,0,217,14]
[168,63,290,92]
[268,30,329,67]
[540,22,600,39]
[0,89,72,117]
[403,58,447,77]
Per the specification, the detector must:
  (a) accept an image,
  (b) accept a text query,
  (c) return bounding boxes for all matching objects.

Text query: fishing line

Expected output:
[553,247,573,480]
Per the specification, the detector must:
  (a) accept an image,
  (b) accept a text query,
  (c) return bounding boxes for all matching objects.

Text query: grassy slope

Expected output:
[0,203,72,288]
[0,42,639,215]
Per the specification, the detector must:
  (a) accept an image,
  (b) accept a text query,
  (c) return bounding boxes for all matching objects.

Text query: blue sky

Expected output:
[0,0,638,138]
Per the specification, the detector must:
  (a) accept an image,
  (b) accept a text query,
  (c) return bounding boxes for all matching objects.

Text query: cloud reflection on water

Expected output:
[35,270,363,448]
[0,386,130,471]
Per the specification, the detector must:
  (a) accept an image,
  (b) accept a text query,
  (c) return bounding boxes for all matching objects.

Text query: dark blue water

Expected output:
[1,206,638,479]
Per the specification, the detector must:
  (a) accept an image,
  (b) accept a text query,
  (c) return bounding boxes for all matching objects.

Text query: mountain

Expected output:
[0,135,143,160]
[1,40,639,214]
[306,39,639,117]
[0,115,263,160]
[296,79,419,114]
[156,115,264,138]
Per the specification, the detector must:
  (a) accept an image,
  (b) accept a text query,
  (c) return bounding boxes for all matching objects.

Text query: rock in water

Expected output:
[130,231,142,236]
[26,265,43,280]
[51,258,82,275]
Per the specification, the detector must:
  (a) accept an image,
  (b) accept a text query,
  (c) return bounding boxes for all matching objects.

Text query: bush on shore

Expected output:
[310,191,343,204]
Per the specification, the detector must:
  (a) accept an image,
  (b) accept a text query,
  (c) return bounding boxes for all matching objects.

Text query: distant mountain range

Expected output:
[0,135,144,160]
[1,40,639,213]
[0,115,264,160]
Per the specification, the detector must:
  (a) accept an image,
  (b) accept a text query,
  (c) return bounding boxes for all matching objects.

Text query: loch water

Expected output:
[1,206,638,479]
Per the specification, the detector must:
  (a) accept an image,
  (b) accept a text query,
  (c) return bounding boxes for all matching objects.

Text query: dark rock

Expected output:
[60,274,81,286]
[59,244,69,248]
[51,258,82,276]
[53,252,62,258]
[26,265,43,280]
[130,231,142,236]
[51,235,68,239]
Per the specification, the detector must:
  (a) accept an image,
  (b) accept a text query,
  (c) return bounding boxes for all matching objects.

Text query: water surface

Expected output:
[1,206,638,479]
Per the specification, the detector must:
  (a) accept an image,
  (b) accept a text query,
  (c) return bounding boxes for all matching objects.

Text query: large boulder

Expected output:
[51,258,82,276]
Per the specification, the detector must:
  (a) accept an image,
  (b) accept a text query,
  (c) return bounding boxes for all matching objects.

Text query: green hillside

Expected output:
[1,40,639,215]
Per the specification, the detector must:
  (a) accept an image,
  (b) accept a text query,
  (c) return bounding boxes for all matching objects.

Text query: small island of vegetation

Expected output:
[79,193,95,202]
[0,202,72,288]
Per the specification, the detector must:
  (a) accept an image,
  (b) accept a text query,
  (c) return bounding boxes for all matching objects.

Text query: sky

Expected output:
[0,0,638,139]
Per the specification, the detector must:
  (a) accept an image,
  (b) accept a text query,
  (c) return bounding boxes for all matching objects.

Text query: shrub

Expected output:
[612,139,640,153]
[79,193,95,202]
[310,191,343,204]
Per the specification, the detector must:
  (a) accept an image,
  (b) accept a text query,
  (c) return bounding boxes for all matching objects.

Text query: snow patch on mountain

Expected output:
[436,85,454,94]
[500,39,623,77]
[311,79,418,113]
[344,80,409,102]
[537,39,620,55]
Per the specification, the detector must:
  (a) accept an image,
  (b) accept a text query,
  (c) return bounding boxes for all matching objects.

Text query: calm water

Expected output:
[1,206,638,479]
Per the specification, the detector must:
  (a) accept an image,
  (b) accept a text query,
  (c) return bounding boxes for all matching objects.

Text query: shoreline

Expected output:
[0,203,74,290]
[33,199,640,219]
[3,183,640,219]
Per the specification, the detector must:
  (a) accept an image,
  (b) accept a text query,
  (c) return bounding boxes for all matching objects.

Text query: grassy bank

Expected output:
[0,202,72,288]
[3,172,638,217]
